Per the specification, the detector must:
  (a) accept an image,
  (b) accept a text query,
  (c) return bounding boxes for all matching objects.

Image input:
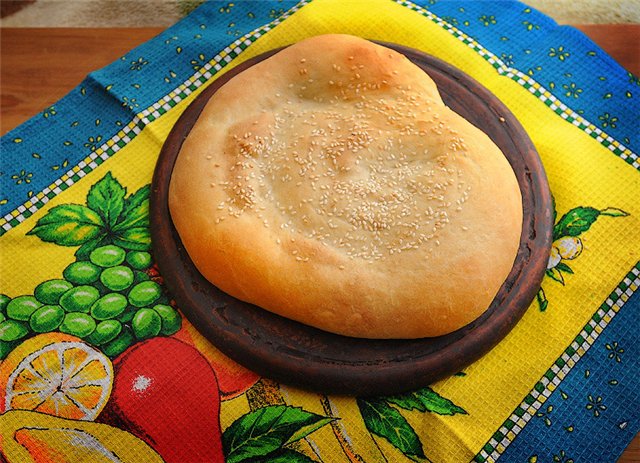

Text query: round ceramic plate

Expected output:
[150,42,553,396]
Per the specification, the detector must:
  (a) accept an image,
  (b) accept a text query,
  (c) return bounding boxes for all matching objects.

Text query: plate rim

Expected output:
[150,40,553,395]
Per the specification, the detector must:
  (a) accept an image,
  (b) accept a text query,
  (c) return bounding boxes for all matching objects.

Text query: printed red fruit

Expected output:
[99,337,224,463]
[172,321,259,400]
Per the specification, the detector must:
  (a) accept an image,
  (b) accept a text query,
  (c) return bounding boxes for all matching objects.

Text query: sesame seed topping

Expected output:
[211,72,476,262]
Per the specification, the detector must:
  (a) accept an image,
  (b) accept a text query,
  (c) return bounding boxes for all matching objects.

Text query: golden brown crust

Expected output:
[168,34,523,338]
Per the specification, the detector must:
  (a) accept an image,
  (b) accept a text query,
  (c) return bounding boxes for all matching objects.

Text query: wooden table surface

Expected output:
[1,25,639,462]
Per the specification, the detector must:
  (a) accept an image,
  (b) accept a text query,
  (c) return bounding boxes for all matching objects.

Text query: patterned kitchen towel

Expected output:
[1,1,638,462]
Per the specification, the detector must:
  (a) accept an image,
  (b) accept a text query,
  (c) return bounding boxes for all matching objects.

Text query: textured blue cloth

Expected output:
[499,271,640,462]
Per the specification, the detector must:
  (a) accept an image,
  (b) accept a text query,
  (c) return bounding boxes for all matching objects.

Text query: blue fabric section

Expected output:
[499,282,640,462]
[0,1,297,219]
[418,0,640,145]
[416,0,640,151]
[89,1,299,111]
[0,76,133,211]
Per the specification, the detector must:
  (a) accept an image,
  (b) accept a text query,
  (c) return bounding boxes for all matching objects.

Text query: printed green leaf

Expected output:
[287,415,335,445]
[121,184,151,219]
[599,207,629,217]
[86,172,126,227]
[546,268,565,285]
[384,387,467,416]
[357,398,425,460]
[555,262,574,274]
[552,207,600,240]
[222,405,333,463]
[27,204,104,246]
[112,227,151,251]
[253,449,316,463]
[114,198,149,231]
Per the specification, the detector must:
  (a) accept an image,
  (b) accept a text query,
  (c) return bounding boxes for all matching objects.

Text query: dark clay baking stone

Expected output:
[150,42,553,396]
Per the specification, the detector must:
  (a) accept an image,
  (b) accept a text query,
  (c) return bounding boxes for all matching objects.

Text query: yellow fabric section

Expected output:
[2,0,638,462]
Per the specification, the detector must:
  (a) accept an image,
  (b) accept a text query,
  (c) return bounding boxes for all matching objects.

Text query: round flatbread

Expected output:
[168,34,523,338]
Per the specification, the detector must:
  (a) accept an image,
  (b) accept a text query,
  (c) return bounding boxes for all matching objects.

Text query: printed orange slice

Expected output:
[0,333,113,420]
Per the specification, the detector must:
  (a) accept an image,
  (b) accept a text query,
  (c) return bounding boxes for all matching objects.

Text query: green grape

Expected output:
[100,266,134,292]
[133,270,151,284]
[90,245,126,268]
[132,308,161,340]
[0,294,11,312]
[126,251,152,271]
[85,320,122,346]
[30,305,65,333]
[102,326,134,358]
[34,279,73,305]
[0,312,5,324]
[63,261,101,285]
[59,286,100,313]
[128,281,162,308]
[59,313,96,338]
[0,319,30,342]
[91,293,128,320]
[1,340,21,360]
[116,306,136,324]
[6,295,42,321]
[153,304,182,335]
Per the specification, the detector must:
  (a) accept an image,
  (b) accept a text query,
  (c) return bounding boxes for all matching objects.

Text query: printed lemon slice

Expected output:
[0,333,113,420]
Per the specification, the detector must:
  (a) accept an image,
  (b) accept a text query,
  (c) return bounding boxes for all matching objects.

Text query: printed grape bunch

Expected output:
[0,173,181,359]
[0,247,180,359]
